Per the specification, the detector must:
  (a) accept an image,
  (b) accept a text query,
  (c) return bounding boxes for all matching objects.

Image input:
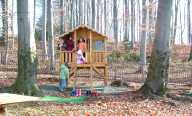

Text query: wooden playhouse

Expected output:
[58,25,108,85]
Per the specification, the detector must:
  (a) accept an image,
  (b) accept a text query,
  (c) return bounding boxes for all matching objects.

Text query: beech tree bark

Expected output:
[139,0,147,73]
[187,0,192,61]
[60,0,65,33]
[124,0,129,43]
[113,0,118,49]
[140,0,173,96]
[47,0,55,71]
[11,0,41,96]
[91,0,96,29]
[42,0,48,60]
[1,0,8,46]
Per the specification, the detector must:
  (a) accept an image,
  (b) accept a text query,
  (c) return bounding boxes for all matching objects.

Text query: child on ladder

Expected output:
[59,63,69,92]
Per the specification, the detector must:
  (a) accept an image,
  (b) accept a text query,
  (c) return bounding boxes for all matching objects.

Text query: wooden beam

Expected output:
[0,105,5,115]
[92,66,104,77]
[90,66,93,90]
[104,37,107,63]
[74,30,77,50]
[69,67,77,76]
[104,65,108,86]
[89,31,92,64]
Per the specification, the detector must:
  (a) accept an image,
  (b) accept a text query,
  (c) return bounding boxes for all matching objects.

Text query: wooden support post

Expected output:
[0,105,5,115]
[74,31,77,50]
[104,37,107,63]
[89,31,94,89]
[72,30,77,86]
[89,31,92,64]
[73,66,78,89]
[90,66,93,90]
[104,65,108,86]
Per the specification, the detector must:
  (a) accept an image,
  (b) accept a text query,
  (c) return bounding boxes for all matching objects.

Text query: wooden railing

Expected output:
[60,51,108,65]
[92,51,107,64]
[60,51,76,64]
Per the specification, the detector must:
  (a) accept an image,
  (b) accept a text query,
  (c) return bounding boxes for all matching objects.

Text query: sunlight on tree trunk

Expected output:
[91,0,96,29]
[42,0,48,60]
[47,0,55,71]
[11,0,42,96]
[138,0,147,73]
[131,0,135,48]
[139,0,173,96]
[113,0,118,50]
[60,0,65,33]
[187,0,192,61]
[1,0,8,65]
[123,0,129,46]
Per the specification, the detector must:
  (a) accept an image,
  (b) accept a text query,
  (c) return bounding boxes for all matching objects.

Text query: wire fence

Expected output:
[108,61,192,85]
[0,50,192,85]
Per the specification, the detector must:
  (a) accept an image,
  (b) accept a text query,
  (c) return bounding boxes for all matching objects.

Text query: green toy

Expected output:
[42,96,86,104]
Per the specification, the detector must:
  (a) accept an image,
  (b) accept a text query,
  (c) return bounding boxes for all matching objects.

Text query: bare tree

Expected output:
[96,0,100,31]
[104,0,107,34]
[11,0,41,96]
[60,0,65,33]
[172,0,180,45]
[0,0,8,65]
[47,0,55,71]
[131,0,135,48]
[1,0,8,45]
[113,0,118,49]
[91,0,96,29]
[79,0,83,25]
[42,0,48,60]
[123,0,129,44]
[140,0,173,96]
[186,0,192,61]
[138,0,147,73]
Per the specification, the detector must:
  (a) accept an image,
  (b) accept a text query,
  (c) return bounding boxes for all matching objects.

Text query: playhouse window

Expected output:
[93,40,104,51]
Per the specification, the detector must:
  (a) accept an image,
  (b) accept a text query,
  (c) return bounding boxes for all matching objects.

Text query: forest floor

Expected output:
[0,76,192,116]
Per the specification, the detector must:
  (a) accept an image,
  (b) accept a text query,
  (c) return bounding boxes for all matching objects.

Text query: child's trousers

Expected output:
[58,79,68,92]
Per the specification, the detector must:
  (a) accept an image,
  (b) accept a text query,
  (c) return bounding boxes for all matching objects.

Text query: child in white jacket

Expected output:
[76,49,86,64]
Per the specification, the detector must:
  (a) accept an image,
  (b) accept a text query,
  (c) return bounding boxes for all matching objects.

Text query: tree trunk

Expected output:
[1,0,8,46]
[71,0,75,28]
[42,0,48,60]
[104,0,107,34]
[79,0,83,25]
[140,0,173,96]
[96,0,100,31]
[172,0,180,45]
[1,0,8,65]
[131,0,135,48]
[11,0,41,96]
[47,0,55,71]
[187,0,192,61]
[60,0,65,33]
[91,0,96,29]
[138,0,147,73]
[75,0,79,26]
[69,0,73,29]
[113,0,118,50]
[179,9,184,44]
[124,0,129,42]
[148,0,154,44]
[86,0,90,26]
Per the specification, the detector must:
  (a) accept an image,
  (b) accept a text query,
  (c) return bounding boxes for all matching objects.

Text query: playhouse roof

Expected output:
[58,25,108,39]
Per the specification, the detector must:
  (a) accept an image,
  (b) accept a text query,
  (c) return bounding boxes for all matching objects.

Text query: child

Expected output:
[77,38,87,57]
[59,63,69,92]
[76,49,86,64]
